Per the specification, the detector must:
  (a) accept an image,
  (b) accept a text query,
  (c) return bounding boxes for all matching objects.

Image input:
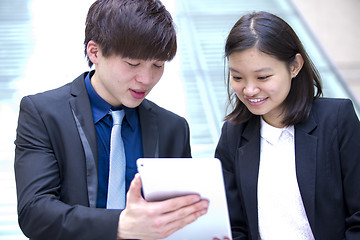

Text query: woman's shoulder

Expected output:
[313,97,352,105]
[312,97,355,112]
[311,97,358,123]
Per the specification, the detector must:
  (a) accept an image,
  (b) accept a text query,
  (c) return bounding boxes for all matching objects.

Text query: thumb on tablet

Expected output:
[126,173,143,201]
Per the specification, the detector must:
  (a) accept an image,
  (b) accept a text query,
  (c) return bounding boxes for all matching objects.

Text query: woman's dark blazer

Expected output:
[14,72,192,240]
[215,98,360,240]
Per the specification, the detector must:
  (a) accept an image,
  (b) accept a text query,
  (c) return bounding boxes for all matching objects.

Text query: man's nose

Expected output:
[135,67,152,84]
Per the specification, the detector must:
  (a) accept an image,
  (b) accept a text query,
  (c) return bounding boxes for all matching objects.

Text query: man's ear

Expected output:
[291,53,304,78]
[86,40,100,65]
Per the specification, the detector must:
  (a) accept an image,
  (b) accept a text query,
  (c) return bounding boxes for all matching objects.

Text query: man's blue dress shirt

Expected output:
[85,71,143,208]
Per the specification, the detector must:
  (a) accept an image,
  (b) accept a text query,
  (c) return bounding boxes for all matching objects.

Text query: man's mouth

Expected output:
[130,89,146,99]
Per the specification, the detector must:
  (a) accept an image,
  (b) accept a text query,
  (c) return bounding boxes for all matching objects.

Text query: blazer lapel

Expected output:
[138,100,159,158]
[236,117,261,240]
[69,74,98,207]
[295,114,317,232]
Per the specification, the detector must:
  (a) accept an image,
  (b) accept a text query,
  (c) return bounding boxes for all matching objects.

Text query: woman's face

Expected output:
[229,47,297,128]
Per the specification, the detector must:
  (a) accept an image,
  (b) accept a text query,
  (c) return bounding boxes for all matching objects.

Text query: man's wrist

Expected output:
[117,210,129,240]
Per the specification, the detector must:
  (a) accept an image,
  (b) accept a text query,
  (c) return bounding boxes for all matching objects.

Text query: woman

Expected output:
[215,11,360,240]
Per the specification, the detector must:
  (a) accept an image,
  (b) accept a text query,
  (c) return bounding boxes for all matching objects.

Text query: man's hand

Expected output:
[117,173,209,240]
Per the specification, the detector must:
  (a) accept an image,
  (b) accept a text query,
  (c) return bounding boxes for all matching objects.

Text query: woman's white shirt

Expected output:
[257,117,315,240]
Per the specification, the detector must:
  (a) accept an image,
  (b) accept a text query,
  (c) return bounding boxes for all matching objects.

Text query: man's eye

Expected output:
[153,64,163,69]
[127,62,140,67]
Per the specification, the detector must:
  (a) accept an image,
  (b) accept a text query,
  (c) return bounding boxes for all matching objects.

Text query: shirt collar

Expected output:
[260,117,294,145]
[123,107,137,130]
[85,71,138,130]
[85,71,111,124]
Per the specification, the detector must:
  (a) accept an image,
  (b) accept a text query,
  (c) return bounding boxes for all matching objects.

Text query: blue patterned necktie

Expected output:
[106,109,126,209]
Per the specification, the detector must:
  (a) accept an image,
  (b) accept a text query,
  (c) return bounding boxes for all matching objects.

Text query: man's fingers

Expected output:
[165,199,209,220]
[153,204,209,239]
[120,185,210,240]
[155,194,203,213]
[152,199,209,233]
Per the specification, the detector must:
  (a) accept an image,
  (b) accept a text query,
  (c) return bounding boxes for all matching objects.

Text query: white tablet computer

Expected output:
[136,158,232,240]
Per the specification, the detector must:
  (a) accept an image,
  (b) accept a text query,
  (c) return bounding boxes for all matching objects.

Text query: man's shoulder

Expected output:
[19,72,88,115]
[140,99,186,121]
[24,72,87,102]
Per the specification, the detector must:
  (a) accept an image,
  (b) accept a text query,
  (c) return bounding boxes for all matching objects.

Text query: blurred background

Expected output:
[1,0,359,238]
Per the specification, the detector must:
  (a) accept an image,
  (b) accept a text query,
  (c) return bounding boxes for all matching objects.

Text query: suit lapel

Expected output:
[295,113,317,231]
[236,117,261,240]
[138,100,159,157]
[69,74,98,207]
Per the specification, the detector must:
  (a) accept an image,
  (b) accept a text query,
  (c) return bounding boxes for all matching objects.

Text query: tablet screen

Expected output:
[137,158,232,240]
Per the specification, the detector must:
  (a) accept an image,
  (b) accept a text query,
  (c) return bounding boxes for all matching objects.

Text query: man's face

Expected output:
[91,49,165,108]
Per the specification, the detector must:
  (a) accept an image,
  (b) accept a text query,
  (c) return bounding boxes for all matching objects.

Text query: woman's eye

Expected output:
[231,75,242,81]
[258,75,271,80]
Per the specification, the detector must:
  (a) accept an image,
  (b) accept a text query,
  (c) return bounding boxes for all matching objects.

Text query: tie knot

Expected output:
[110,110,125,125]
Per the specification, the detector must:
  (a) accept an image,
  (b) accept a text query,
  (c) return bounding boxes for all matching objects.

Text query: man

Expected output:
[14,0,209,239]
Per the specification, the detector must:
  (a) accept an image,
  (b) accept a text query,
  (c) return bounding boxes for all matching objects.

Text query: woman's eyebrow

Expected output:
[254,67,272,73]
[229,67,240,73]
[229,67,272,73]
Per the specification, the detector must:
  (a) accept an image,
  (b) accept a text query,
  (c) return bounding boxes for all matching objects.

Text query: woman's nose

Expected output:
[243,83,260,97]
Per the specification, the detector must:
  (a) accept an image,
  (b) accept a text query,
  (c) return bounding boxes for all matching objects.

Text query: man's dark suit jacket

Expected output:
[215,98,360,240]
[14,72,191,240]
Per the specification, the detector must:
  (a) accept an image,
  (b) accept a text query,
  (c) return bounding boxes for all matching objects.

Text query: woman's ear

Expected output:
[291,53,304,78]
[86,40,100,65]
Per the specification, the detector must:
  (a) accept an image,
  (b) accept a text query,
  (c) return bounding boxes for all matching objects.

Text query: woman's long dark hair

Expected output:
[225,11,322,126]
